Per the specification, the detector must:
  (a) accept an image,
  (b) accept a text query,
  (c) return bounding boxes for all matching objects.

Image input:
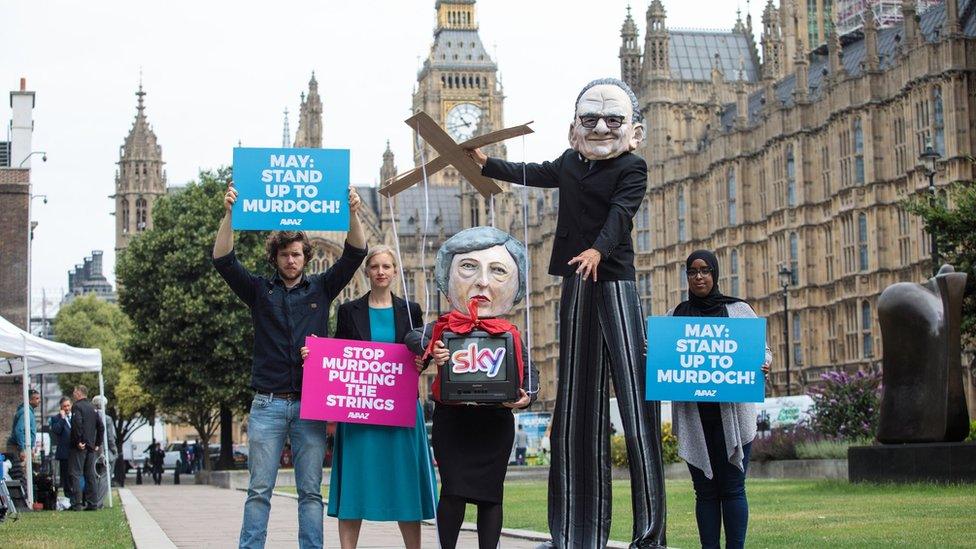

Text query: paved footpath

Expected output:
[125,483,544,548]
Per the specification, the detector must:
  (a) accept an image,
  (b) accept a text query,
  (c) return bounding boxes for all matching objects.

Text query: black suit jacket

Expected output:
[482,149,647,280]
[334,292,423,344]
[69,398,104,450]
[49,415,72,460]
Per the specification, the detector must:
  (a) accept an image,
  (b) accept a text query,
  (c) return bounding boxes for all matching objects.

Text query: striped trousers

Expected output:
[549,276,667,549]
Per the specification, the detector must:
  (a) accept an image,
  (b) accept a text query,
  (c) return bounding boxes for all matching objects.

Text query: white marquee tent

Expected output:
[0,314,108,508]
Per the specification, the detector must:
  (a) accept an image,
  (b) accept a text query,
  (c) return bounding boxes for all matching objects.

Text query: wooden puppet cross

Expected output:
[378,111,533,198]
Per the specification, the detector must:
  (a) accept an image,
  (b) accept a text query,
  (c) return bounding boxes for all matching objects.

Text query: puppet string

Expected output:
[414,122,434,349]
[520,135,536,395]
[490,193,495,227]
[386,196,413,329]
[413,123,440,544]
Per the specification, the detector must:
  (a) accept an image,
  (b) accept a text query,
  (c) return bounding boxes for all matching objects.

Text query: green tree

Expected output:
[116,167,268,468]
[903,181,976,347]
[54,294,152,456]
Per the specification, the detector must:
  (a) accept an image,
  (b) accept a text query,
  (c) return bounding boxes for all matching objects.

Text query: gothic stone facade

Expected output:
[629,0,976,397]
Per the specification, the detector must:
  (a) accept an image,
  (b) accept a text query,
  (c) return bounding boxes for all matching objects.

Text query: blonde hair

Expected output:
[363,245,397,273]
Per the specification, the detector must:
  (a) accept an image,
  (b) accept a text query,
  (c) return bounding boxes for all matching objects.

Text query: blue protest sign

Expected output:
[231,147,350,231]
[646,316,767,403]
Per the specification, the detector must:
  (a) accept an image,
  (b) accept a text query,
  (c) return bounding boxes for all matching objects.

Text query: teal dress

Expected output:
[327,306,438,520]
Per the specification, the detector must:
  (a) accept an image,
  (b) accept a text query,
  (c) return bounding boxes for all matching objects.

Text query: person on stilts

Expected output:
[468,77,667,549]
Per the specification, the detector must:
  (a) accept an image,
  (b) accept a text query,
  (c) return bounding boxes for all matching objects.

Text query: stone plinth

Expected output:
[849,442,976,483]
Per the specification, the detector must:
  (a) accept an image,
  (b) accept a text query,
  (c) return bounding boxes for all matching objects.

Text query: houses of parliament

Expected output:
[114,0,976,412]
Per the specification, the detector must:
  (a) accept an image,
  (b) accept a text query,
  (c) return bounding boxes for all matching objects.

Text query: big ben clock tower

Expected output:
[412,0,506,227]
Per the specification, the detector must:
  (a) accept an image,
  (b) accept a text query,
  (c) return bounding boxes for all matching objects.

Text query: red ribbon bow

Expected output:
[423,299,525,402]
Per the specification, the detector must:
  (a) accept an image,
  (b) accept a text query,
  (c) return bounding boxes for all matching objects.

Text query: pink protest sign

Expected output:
[299,337,420,427]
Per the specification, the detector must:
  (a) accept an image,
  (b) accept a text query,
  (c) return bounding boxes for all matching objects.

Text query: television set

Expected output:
[439,330,519,404]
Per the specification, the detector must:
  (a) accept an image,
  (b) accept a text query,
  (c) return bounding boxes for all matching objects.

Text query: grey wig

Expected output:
[574,77,642,123]
[434,226,527,304]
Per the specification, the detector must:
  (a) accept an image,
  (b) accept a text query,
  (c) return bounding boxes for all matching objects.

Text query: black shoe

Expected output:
[70,506,84,511]
[84,505,98,511]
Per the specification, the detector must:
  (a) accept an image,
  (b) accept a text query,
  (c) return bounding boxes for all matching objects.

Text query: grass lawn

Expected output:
[0,490,132,548]
[284,480,975,547]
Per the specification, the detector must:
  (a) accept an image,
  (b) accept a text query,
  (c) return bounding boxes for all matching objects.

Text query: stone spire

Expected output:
[901,0,919,48]
[945,0,959,37]
[114,81,166,253]
[733,7,747,34]
[380,140,397,185]
[379,140,398,227]
[620,6,642,93]
[827,14,845,82]
[640,0,670,82]
[864,8,879,72]
[282,107,291,147]
[760,0,783,81]
[735,58,749,130]
[793,29,809,103]
[294,72,322,148]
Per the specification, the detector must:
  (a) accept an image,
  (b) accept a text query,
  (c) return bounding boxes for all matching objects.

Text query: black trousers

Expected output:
[58,457,73,498]
[69,447,96,509]
[548,276,667,548]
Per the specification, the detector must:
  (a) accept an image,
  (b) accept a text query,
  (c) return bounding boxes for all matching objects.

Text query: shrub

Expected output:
[610,422,680,467]
[750,425,818,462]
[808,369,881,441]
[795,438,870,459]
[968,420,976,442]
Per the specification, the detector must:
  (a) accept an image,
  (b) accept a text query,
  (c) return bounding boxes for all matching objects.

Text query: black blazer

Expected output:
[334,292,423,344]
[70,398,104,450]
[482,149,647,281]
[48,415,72,460]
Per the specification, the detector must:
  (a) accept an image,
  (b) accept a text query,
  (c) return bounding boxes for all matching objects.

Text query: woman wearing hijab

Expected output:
[668,250,771,549]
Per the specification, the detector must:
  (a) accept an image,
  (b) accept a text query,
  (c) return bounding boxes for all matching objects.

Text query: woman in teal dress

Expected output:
[303,244,436,549]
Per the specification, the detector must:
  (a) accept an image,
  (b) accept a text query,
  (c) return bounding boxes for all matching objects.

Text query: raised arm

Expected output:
[345,187,366,250]
[468,147,563,189]
[213,182,236,259]
[212,181,258,306]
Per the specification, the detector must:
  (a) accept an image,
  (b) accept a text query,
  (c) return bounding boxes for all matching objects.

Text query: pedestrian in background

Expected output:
[5,389,39,494]
[69,385,104,511]
[514,425,529,466]
[150,442,164,485]
[48,396,73,499]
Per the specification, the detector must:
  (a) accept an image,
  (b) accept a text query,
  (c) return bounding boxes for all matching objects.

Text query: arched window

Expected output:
[789,232,799,284]
[861,300,873,358]
[858,213,868,271]
[727,168,737,225]
[933,86,945,155]
[730,249,740,297]
[677,190,687,242]
[853,118,865,185]
[786,145,796,207]
[136,197,148,231]
[121,199,130,235]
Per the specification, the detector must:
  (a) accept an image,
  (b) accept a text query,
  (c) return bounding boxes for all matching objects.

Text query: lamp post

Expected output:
[918,140,942,276]
[778,265,794,397]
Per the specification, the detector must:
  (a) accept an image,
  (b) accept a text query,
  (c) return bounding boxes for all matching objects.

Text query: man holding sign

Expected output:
[213,181,366,549]
[659,250,771,549]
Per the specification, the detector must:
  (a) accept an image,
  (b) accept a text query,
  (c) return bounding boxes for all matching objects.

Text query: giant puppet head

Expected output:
[568,77,645,161]
[434,226,527,318]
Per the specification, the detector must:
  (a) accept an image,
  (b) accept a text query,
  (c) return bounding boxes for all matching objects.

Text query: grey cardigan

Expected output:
[667,301,772,479]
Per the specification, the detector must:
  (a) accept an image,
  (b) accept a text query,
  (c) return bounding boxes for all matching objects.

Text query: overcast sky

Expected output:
[3,0,766,314]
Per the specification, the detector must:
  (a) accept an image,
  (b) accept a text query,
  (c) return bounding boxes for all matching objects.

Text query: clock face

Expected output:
[446,103,482,141]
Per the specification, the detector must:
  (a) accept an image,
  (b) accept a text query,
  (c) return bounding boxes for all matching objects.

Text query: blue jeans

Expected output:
[687,420,752,549]
[239,395,328,549]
